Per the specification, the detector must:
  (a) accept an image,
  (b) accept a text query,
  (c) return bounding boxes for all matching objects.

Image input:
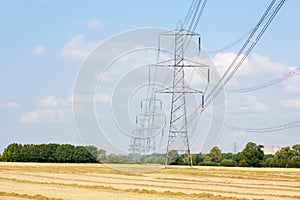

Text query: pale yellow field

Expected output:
[0,163,299,200]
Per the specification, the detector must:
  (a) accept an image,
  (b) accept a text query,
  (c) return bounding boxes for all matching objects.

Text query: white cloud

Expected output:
[0,102,19,109]
[227,94,270,114]
[38,96,69,108]
[213,52,287,77]
[95,94,110,103]
[20,108,70,124]
[21,95,73,124]
[71,93,110,103]
[213,52,239,75]
[33,45,48,56]
[280,98,300,109]
[239,95,270,113]
[60,34,97,62]
[282,75,300,94]
[87,19,104,29]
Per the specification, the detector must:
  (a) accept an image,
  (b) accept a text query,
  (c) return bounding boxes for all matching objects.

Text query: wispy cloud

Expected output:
[33,45,49,56]
[214,52,287,77]
[280,98,300,109]
[60,34,97,62]
[282,74,300,94]
[38,96,69,108]
[21,95,70,124]
[71,93,110,103]
[0,102,19,109]
[87,19,105,29]
[20,93,110,124]
[226,94,270,115]
[20,108,70,124]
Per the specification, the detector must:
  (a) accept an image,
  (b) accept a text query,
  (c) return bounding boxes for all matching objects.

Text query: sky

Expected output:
[0,0,300,154]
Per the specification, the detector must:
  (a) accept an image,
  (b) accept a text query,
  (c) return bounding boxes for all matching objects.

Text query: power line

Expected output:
[206,8,282,54]
[228,67,300,93]
[204,0,287,109]
[202,111,300,133]
[207,30,252,54]
[224,120,300,133]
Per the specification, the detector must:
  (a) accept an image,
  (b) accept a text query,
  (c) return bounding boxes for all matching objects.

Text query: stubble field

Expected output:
[0,163,299,200]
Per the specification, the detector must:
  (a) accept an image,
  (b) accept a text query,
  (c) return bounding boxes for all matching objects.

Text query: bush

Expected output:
[291,156,300,168]
[220,159,237,167]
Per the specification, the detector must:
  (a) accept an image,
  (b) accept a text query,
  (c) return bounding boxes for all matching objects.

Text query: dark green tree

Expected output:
[271,146,296,168]
[220,159,237,167]
[210,146,222,163]
[241,142,264,167]
[223,152,233,160]
[1,143,100,163]
[292,144,300,155]
[291,156,300,168]
[193,153,204,165]
[167,150,179,165]
[202,155,217,166]
[233,152,244,164]
[1,143,23,162]
[177,154,190,165]
[73,146,97,163]
[85,146,98,158]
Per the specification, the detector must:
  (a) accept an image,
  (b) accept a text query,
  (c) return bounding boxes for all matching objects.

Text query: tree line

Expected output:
[0,143,99,163]
[0,142,299,168]
[173,142,300,168]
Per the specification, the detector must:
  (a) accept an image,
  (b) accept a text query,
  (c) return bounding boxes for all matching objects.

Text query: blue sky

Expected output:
[0,0,300,153]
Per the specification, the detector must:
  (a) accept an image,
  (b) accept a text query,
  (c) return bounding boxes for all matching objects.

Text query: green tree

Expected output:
[1,143,23,162]
[55,144,75,162]
[292,144,300,155]
[73,146,97,163]
[167,150,179,165]
[46,143,60,162]
[233,152,244,164]
[202,156,217,166]
[239,159,248,167]
[223,152,233,160]
[209,146,222,163]
[241,142,264,167]
[220,159,237,167]
[85,146,98,158]
[272,146,296,168]
[0,143,102,163]
[193,153,204,165]
[291,156,300,168]
[177,154,190,165]
[265,157,274,167]
[106,153,119,163]
[97,149,106,162]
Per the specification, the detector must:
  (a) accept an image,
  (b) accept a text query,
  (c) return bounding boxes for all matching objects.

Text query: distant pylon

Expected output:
[129,95,165,162]
[233,142,238,154]
[155,23,209,167]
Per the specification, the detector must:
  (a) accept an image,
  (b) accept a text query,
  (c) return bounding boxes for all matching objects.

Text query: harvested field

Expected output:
[0,163,299,200]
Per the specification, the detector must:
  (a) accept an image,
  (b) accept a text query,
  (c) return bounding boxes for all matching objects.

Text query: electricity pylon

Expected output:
[156,23,209,167]
[129,95,165,162]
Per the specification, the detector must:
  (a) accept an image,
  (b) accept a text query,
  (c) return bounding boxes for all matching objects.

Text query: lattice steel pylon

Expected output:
[129,95,165,163]
[156,23,209,167]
